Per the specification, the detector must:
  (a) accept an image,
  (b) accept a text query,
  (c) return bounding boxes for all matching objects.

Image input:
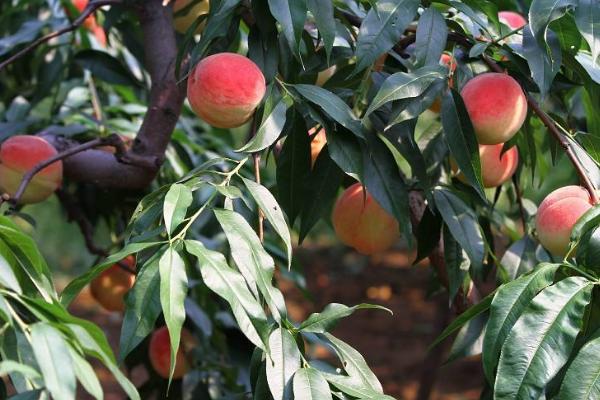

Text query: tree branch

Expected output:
[0,0,122,72]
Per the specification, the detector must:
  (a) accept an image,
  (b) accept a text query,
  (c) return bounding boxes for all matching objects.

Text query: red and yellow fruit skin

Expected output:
[309,127,327,167]
[332,183,400,255]
[479,144,519,188]
[187,53,267,129]
[72,0,107,46]
[535,186,593,256]
[0,135,63,204]
[498,11,527,29]
[90,255,136,312]
[461,73,527,145]
[429,53,456,113]
[149,326,193,379]
[173,0,210,34]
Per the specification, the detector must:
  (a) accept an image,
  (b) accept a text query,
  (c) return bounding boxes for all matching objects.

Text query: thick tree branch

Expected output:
[0,0,122,72]
[42,0,186,190]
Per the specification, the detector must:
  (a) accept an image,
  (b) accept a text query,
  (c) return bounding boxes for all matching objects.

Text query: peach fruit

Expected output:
[309,127,327,167]
[72,0,107,46]
[429,53,456,113]
[173,0,210,34]
[479,144,519,188]
[535,186,593,256]
[0,135,63,204]
[498,11,527,30]
[187,53,266,129]
[332,183,400,255]
[461,73,527,145]
[90,255,136,312]
[316,65,337,86]
[149,326,193,379]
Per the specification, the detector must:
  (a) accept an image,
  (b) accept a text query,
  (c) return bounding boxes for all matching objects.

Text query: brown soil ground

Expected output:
[64,244,484,400]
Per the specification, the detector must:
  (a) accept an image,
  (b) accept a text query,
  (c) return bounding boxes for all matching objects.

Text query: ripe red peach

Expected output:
[332,183,400,255]
[72,0,106,46]
[461,73,527,145]
[149,326,193,379]
[479,144,519,188]
[499,11,527,29]
[90,255,136,312]
[429,53,456,113]
[0,135,63,204]
[535,186,593,256]
[309,127,327,167]
[187,53,266,129]
[173,0,210,34]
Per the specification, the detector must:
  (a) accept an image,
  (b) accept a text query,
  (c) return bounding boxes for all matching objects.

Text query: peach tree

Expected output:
[0,0,599,399]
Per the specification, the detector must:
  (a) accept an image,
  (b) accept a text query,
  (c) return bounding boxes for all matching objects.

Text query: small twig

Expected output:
[0,0,122,72]
[481,55,599,204]
[55,189,135,274]
[250,117,265,242]
[9,134,125,205]
[512,175,527,232]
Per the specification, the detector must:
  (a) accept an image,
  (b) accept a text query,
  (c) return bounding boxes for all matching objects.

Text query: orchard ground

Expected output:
[63,242,482,400]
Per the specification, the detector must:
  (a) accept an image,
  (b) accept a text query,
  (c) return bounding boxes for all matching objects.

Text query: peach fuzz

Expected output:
[479,144,519,188]
[173,0,210,34]
[461,73,527,145]
[332,183,400,255]
[149,326,193,379]
[90,255,136,312]
[187,53,266,129]
[0,135,63,204]
[535,186,593,256]
[499,11,527,29]
[308,127,327,167]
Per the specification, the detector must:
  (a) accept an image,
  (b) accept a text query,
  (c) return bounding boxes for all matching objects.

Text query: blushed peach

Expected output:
[90,255,136,312]
[535,186,593,256]
[332,183,400,255]
[499,11,527,29]
[461,73,527,145]
[0,135,63,204]
[187,53,266,129]
[479,144,519,188]
[316,65,337,86]
[72,0,106,46]
[308,127,327,167]
[173,0,210,34]
[149,326,193,379]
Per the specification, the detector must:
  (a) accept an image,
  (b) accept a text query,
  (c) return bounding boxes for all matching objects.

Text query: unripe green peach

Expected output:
[461,73,527,145]
[498,11,527,29]
[149,326,194,379]
[535,186,593,256]
[0,135,63,204]
[187,53,266,129]
[332,183,400,255]
[90,255,136,312]
[173,0,209,34]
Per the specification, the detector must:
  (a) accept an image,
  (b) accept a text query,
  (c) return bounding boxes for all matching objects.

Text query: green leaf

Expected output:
[238,99,289,152]
[320,333,383,393]
[159,247,188,382]
[214,209,287,321]
[299,303,391,333]
[575,52,600,84]
[529,0,576,43]
[414,8,448,67]
[266,327,301,400]
[69,348,103,400]
[30,323,76,400]
[293,85,365,138]
[298,150,344,242]
[523,24,562,98]
[482,263,559,384]
[0,361,41,381]
[74,49,140,86]
[321,373,394,399]
[576,226,600,269]
[443,225,470,303]
[440,89,485,199]
[267,0,306,55]
[60,241,161,307]
[575,0,600,64]
[293,368,333,400]
[185,240,270,350]
[119,255,162,361]
[495,276,593,399]
[163,184,193,236]
[559,332,600,398]
[191,0,242,64]
[242,177,293,269]
[305,0,335,62]
[354,0,420,73]
[0,252,21,294]
[364,66,445,116]
[499,235,540,280]
[447,312,487,363]
[432,188,485,278]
